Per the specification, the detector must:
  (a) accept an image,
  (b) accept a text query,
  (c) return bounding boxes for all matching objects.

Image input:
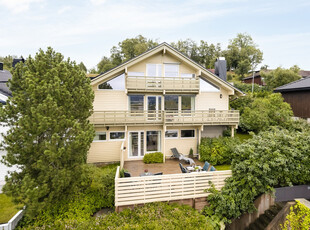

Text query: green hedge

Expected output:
[19,164,117,227]
[203,126,310,223]
[22,203,217,230]
[143,152,163,164]
[199,137,240,165]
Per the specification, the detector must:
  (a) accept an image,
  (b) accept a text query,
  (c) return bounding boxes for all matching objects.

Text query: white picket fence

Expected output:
[115,166,231,207]
[0,209,24,230]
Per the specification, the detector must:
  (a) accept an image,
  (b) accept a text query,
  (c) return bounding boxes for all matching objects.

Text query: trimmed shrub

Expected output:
[22,203,217,230]
[143,152,163,164]
[189,148,194,158]
[199,137,240,165]
[203,127,310,223]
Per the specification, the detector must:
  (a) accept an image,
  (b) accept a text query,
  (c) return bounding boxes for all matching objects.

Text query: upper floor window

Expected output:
[146,64,162,77]
[164,64,179,77]
[200,78,220,92]
[98,74,125,90]
[181,95,195,111]
[164,95,178,111]
[129,95,144,112]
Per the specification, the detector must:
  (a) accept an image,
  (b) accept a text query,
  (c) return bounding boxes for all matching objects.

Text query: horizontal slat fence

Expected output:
[115,166,231,207]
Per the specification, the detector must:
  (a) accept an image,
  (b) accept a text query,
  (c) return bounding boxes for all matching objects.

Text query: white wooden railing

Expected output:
[126,76,200,93]
[0,208,24,230]
[120,142,125,170]
[90,110,239,126]
[114,166,231,207]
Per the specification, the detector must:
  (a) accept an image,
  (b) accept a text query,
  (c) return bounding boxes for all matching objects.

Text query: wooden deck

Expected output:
[123,158,204,177]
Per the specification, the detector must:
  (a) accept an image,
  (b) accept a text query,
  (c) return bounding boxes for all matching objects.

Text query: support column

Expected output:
[162,125,166,163]
[231,126,235,138]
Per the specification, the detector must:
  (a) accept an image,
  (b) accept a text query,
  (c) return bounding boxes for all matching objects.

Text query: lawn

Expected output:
[0,194,23,224]
[235,133,252,142]
[215,164,231,170]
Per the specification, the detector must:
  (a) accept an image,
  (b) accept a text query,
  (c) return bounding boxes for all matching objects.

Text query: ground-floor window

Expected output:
[129,131,144,157]
[181,129,195,138]
[93,132,106,141]
[146,131,161,152]
[165,130,178,138]
[110,132,125,140]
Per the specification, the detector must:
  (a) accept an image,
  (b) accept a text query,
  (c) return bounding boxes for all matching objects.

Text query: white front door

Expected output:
[129,131,144,157]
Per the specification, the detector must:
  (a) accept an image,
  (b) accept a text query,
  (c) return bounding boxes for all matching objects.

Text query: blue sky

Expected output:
[1,0,310,71]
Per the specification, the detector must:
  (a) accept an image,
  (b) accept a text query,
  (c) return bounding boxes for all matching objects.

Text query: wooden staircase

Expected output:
[246,202,285,230]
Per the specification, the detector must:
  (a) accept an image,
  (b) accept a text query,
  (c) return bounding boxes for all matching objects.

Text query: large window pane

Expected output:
[129,95,144,112]
[147,64,161,77]
[164,64,179,77]
[181,95,195,111]
[110,132,125,140]
[164,95,178,111]
[94,132,106,141]
[165,130,178,138]
[146,131,161,152]
[98,74,125,90]
[181,130,195,138]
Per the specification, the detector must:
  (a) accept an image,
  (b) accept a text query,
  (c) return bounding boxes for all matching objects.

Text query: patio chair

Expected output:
[171,148,195,165]
[124,172,131,177]
[179,163,190,173]
[154,172,163,175]
[202,161,210,171]
[210,166,216,171]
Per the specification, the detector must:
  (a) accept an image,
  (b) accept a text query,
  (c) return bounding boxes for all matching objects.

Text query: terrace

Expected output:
[115,159,232,211]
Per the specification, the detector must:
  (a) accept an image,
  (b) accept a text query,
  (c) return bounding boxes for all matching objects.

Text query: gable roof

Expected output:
[274,76,310,92]
[91,42,244,96]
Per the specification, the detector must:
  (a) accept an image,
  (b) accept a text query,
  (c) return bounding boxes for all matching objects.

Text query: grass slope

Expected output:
[0,194,22,223]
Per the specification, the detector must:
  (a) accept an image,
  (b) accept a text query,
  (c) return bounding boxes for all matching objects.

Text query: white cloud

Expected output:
[90,0,108,6]
[58,6,72,15]
[0,0,43,13]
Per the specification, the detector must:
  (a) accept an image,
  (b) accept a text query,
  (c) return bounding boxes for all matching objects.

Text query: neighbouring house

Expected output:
[243,69,310,86]
[0,62,12,192]
[0,62,12,104]
[0,60,22,192]
[242,70,269,86]
[274,77,310,120]
[87,43,243,164]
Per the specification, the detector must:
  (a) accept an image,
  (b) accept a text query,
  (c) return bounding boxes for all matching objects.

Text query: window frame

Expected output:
[109,131,126,141]
[180,129,195,139]
[146,130,161,153]
[165,130,178,139]
[93,132,107,142]
[164,63,179,78]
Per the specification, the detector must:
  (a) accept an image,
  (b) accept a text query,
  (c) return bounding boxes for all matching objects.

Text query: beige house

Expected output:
[87,43,243,164]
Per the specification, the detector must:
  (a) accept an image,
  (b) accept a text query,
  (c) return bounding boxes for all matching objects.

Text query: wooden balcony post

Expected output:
[231,126,235,138]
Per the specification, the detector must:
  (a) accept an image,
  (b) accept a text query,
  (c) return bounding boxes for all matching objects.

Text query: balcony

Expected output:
[126,76,200,93]
[89,110,239,126]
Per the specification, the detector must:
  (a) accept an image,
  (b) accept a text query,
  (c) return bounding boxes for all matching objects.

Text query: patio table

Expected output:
[186,165,202,172]
[140,172,154,177]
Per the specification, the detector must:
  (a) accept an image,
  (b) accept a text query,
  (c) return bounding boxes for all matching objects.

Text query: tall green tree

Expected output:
[78,61,87,73]
[170,39,221,69]
[223,33,263,77]
[97,35,158,73]
[262,66,301,89]
[0,47,95,219]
